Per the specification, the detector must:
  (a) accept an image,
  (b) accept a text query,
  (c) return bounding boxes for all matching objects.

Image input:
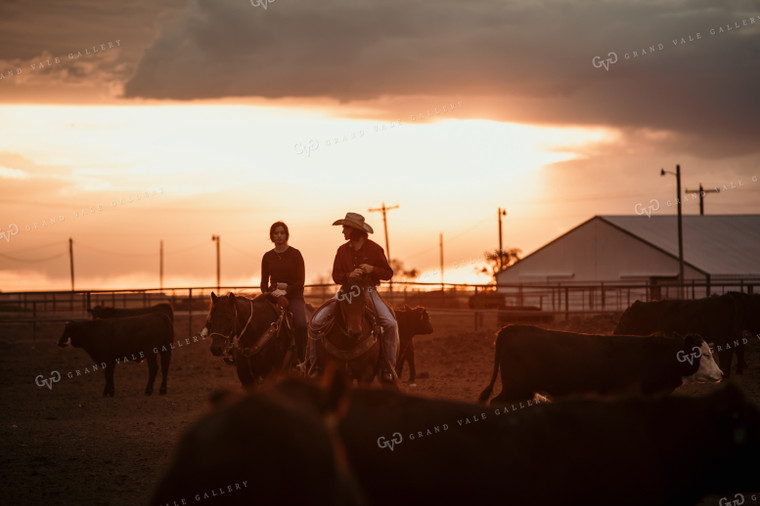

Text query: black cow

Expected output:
[149,379,366,506]
[395,305,434,384]
[89,302,174,324]
[478,324,722,405]
[151,376,760,506]
[58,312,173,396]
[614,293,753,376]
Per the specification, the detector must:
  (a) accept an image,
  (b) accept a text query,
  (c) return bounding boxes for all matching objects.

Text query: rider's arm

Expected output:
[260,252,270,293]
[371,244,393,282]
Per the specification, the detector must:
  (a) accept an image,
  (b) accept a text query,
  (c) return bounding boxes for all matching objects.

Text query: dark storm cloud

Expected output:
[0,0,185,102]
[121,0,760,156]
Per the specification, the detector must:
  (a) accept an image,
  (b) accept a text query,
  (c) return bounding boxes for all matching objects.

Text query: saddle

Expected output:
[308,296,385,362]
[235,298,294,359]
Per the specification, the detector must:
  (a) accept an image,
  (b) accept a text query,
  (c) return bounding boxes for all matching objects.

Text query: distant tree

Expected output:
[480,248,521,277]
[390,259,420,280]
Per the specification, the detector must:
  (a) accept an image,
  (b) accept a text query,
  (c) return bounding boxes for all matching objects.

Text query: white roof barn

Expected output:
[495,215,760,311]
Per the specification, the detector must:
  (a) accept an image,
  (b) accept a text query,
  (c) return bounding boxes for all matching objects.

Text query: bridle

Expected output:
[208,298,255,357]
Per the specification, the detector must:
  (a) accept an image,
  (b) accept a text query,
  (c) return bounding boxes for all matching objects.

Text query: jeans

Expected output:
[288,296,307,362]
[308,287,398,370]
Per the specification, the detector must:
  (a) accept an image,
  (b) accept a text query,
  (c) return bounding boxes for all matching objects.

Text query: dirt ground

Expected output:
[1,311,758,505]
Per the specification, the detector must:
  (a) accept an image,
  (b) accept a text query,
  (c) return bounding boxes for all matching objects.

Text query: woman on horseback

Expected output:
[260,221,308,361]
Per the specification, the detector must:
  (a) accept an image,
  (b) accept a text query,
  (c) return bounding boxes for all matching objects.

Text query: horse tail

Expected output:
[478,329,505,403]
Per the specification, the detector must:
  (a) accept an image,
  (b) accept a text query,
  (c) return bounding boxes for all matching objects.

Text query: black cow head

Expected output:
[396,304,435,336]
[614,300,651,335]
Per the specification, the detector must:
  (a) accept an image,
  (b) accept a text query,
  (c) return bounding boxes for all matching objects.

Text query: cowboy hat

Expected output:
[332,212,374,234]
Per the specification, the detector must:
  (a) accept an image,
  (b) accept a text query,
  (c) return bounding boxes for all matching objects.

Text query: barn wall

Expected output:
[497,217,705,284]
[495,217,708,310]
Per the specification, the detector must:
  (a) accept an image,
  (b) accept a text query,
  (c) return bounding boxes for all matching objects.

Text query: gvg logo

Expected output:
[676,346,702,366]
[1,223,19,243]
[592,51,618,71]
[719,493,745,506]
[294,138,319,158]
[634,199,661,218]
[336,285,361,304]
[377,432,403,452]
[250,0,276,10]
[35,371,61,390]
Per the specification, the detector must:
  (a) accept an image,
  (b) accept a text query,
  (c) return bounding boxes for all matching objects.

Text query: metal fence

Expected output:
[1,279,757,339]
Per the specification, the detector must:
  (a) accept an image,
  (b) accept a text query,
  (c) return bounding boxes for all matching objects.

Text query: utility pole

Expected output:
[439,233,444,291]
[498,207,507,271]
[368,202,399,292]
[211,235,220,293]
[685,183,719,215]
[68,237,75,291]
[159,240,164,291]
[661,165,684,297]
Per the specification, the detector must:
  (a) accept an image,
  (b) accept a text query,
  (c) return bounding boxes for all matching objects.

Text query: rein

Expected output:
[214,298,255,357]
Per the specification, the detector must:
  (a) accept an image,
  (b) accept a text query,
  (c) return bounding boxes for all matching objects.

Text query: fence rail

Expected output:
[1,279,757,339]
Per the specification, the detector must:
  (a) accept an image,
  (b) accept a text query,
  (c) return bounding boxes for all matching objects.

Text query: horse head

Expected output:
[336,273,370,340]
[204,292,240,356]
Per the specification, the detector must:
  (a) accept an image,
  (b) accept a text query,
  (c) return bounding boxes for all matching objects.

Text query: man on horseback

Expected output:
[309,212,399,383]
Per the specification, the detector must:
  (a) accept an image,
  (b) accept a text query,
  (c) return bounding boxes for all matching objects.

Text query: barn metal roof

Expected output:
[599,215,760,276]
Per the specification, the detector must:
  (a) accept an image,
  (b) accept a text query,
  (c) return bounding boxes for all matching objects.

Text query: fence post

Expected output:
[188,288,193,340]
[601,282,605,311]
[32,301,37,341]
[564,287,569,321]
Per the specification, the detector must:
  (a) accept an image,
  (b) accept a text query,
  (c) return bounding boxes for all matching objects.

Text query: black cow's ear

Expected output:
[211,292,217,302]
[684,333,703,348]
[227,292,235,300]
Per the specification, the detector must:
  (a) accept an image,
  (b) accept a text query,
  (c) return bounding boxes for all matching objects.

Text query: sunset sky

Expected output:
[1,0,759,292]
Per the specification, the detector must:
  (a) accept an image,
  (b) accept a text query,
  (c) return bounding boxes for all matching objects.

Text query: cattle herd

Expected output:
[51,292,759,505]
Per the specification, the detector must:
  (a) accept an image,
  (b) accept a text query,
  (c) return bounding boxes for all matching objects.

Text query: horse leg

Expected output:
[396,338,407,380]
[103,364,115,397]
[159,349,171,394]
[235,353,257,388]
[145,353,158,396]
[295,327,307,363]
[407,339,416,383]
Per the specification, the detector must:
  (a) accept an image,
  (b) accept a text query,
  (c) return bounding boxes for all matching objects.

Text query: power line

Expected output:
[76,243,156,257]
[163,241,211,255]
[404,213,492,261]
[0,241,63,254]
[0,251,66,262]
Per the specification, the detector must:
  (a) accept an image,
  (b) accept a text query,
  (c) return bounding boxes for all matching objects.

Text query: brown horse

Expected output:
[310,273,383,384]
[395,304,434,384]
[202,292,299,388]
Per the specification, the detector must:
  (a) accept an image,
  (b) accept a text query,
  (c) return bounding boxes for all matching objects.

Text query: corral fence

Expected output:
[1,279,757,340]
